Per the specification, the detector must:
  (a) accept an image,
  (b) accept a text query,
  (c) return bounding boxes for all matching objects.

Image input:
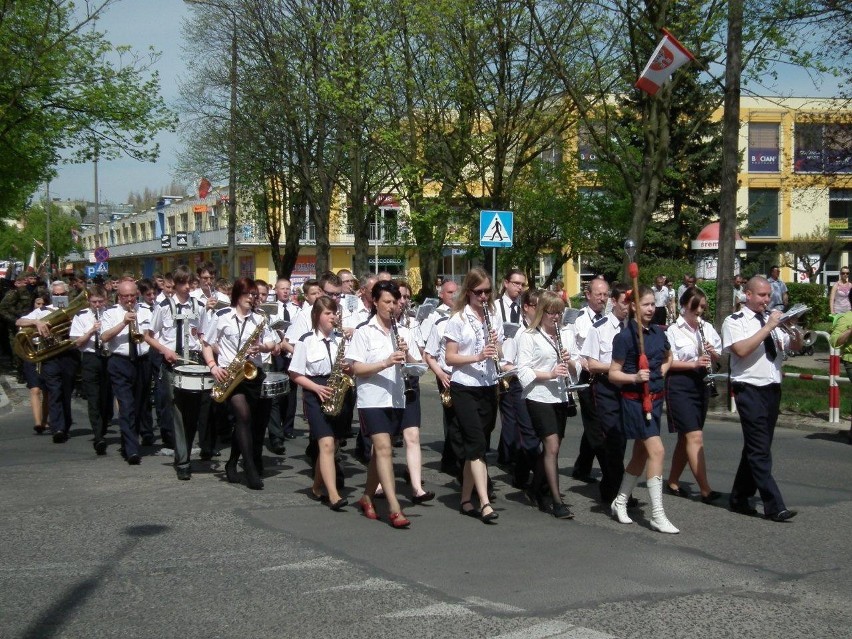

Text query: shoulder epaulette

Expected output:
[216,307,231,317]
[731,312,744,319]
[298,331,312,342]
[158,299,170,308]
[78,309,90,315]
[593,316,607,328]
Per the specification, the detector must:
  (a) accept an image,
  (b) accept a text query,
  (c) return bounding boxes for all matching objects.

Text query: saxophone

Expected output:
[211,316,266,403]
[321,330,355,416]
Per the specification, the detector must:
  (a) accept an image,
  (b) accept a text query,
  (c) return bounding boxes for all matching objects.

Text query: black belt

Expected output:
[112,353,149,361]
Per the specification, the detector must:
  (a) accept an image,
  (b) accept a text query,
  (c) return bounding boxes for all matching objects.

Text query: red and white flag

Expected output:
[635,29,695,96]
[198,177,212,199]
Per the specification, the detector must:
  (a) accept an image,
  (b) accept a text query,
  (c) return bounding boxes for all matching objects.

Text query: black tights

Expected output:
[227,393,271,480]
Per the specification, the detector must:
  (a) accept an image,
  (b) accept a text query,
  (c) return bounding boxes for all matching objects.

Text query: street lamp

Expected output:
[185,0,238,279]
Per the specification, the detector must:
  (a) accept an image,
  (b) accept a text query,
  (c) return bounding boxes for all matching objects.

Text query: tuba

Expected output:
[14,291,90,363]
[211,317,266,403]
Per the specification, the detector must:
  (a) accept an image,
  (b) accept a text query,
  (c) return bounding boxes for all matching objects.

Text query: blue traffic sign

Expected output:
[84,265,96,278]
[480,210,513,248]
[95,261,109,275]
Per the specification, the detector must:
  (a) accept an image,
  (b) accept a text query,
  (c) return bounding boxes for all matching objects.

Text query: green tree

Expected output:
[0,0,176,215]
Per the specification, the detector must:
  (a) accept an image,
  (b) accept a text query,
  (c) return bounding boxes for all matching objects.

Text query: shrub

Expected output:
[787,282,829,328]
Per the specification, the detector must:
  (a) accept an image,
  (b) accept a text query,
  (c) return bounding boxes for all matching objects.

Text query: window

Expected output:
[577,125,599,171]
[829,189,852,234]
[747,188,779,237]
[748,123,779,172]
[538,137,563,165]
[795,122,852,173]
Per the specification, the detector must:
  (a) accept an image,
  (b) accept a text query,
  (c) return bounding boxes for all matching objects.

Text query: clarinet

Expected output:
[483,306,509,391]
[390,316,416,402]
[697,319,719,397]
[551,317,576,401]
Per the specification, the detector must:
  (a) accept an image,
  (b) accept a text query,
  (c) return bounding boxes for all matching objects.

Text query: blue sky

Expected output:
[47,0,846,207]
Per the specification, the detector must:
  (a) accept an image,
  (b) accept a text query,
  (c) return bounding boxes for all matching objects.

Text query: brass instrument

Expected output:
[390,316,417,402]
[125,300,146,345]
[321,312,355,416]
[440,386,453,408]
[483,306,509,391]
[211,316,266,403]
[697,319,719,397]
[13,290,90,363]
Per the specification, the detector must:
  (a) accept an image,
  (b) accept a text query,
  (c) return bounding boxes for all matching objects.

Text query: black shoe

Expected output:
[571,471,597,484]
[199,450,220,461]
[766,509,797,522]
[550,503,575,519]
[729,501,758,516]
[283,432,298,440]
[329,498,348,511]
[141,436,155,446]
[52,431,68,444]
[269,444,286,455]
[480,503,499,524]
[392,434,403,448]
[94,441,107,456]
[176,467,191,481]
[127,454,141,465]
[412,490,435,505]
[665,484,690,498]
[701,490,722,504]
[459,501,480,518]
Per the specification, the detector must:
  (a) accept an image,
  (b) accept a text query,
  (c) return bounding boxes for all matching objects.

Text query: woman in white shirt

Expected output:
[202,278,278,491]
[444,267,503,524]
[289,296,349,511]
[516,291,582,520]
[346,280,422,529]
[664,287,722,503]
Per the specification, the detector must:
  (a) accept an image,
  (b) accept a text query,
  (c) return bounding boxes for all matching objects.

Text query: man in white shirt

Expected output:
[652,274,671,325]
[494,268,527,466]
[723,276,801,522]
[767,265,788,311]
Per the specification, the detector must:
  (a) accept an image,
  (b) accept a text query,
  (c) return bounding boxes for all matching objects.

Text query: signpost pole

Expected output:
[492,248,496,289]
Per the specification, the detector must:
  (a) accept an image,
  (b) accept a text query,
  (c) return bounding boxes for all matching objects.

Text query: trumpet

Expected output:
[125,300,145,344]
[483,306,509,392]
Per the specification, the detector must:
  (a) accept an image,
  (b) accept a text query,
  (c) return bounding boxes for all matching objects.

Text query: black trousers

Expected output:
[592,378,627,504]
[108,354,152,458]
[574,371,607,477]
[268,354,297,445]
[79,352,113,444]
[42,351,79,435]
[731,382,786,515]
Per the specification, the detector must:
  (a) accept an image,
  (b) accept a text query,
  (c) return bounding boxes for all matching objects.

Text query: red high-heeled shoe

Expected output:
[388,512,410,529]
[357,496,378,520]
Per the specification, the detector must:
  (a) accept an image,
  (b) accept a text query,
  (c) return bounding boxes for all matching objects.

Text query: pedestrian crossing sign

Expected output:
[480,210,513,248]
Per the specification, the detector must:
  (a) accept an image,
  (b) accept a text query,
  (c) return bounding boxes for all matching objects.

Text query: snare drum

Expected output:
[173,364,215,393]
[260,371,289,398]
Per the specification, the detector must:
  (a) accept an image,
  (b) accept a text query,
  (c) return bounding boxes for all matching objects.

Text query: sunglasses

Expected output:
[472,288,492,297]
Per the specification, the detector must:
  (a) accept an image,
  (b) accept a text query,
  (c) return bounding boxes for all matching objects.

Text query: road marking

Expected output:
[491,621,618,639]
[259,557,347,572]
[304,576,405,594]
[464,596,525,613]
[384,603,476,618]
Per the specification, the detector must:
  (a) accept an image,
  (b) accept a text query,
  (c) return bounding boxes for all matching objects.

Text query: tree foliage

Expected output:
[0,0,176,215]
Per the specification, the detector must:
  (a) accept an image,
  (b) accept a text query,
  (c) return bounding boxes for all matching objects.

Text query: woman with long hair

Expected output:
[347,280,422,528]
[608,285,678,533]
[202,277,278,490]
[444,267,503,524]
[288,296,349,510]
[830,266,852,315]
[515,291,582,519]
[664,287,722,503]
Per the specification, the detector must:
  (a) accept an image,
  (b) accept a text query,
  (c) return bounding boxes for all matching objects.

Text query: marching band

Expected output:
[10,267,804,529]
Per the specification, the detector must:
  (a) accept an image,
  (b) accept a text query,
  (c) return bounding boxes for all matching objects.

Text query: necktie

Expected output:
[175,304,184,356]
[281,301,290,323]
[756,313,777,361]
[324,338,333,369]
[129,324,138,362]
[510,302,520,323]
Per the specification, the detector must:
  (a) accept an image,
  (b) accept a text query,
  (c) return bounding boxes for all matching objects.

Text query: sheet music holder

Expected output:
[562,308,582,326]
[415,303,436,323]
[779,303,810,322]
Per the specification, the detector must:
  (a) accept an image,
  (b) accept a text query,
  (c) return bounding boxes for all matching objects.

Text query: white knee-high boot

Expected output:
[610,472,639,524]
[647,475,680,534]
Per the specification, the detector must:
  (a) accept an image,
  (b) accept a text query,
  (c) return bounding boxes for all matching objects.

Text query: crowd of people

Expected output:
[0,263,804,529]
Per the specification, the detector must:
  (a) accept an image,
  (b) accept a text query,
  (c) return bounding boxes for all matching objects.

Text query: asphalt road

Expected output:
[1,376,850,639]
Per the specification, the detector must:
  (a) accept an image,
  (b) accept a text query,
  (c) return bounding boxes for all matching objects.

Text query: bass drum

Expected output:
[261,371,290,398]
[173,364,214,393]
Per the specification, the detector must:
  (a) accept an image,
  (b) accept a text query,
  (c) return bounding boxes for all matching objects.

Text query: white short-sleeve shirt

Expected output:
[722,307,788,385]
[443,305,504,387]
